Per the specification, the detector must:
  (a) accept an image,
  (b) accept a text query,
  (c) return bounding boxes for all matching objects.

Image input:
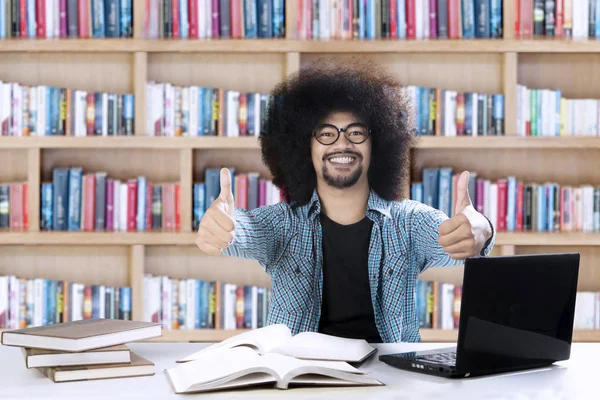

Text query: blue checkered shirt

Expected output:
[222,189,495,342]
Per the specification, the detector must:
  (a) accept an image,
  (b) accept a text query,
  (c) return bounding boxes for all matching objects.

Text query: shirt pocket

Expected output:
[271,253,315,315]
[381,253,409,316]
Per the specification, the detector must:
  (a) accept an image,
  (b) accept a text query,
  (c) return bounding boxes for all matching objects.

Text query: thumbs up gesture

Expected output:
[437,171,493,260]
[195,168,236,255]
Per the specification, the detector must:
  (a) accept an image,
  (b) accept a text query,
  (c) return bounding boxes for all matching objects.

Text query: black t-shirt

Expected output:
[318,213,383,343]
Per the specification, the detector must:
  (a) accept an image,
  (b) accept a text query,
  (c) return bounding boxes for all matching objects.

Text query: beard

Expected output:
[321,151,363,189]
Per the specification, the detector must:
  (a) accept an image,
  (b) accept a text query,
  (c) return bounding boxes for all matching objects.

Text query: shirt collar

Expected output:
[305,188,392,219]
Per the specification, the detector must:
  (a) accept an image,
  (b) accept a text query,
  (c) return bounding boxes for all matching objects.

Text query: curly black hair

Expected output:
[259,57,416,207]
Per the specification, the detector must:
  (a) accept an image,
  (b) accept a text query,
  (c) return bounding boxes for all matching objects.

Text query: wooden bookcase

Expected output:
[1,0,600,343]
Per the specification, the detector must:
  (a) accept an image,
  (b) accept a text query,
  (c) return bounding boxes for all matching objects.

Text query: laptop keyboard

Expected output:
[417,352,457,365]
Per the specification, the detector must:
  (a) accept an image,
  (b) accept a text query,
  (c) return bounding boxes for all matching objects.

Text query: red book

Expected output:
[162,184,175,231]
[388,0,397,38]
[22,183,28,231]
[127,179,138,232]
[237,175,248,210]
[172,0,180,38]
[456,93,465,135]
[516,182,524,231]
[497,180,508,232]
[83,285,92,319]
[230,0,242,38]
[212,0,220,37]
[59,0,68,37]
[448,0,460,38]
[78,0,90,38]
[521,0,533,37]
[175,183,181,231]
[238,94,248,135]
[406,0,416,39]
[146,182,153,231]
[188,0,199,38]
[36,0,46,38]
[83,174,96,232]
[235,287,245,329]
[556,0,564,37]
[515,0,521,36]
[9,184,22,230]
[106,179,114,231]
[348,0,354,39]
[297,0,303,38]
[19,0,27,37]
[429,0,438,38]
[258,179,267,207]
[86,93,95,136]
[453,286,462,328]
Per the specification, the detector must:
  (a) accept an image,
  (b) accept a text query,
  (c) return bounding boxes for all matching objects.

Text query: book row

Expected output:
[144,274,272,331]
[0,82,135,137]
[405,86,505,136]
[143,0,285,39]
[146,82,271,137]
[573,291,600,329]
[517,84,600,137]
[0,0,133,39]
[296,0,503,40]
[0,182,28,230]
[43,168,180,232]
[412,167,600,233]
[515,0,599,38]
[0,275,132,330]
[192,167,282,230]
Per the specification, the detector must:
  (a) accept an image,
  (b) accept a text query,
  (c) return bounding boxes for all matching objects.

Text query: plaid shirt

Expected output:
[222,189,495,342]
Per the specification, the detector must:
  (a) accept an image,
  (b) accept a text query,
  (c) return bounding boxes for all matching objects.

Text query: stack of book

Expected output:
[1,318,161,383]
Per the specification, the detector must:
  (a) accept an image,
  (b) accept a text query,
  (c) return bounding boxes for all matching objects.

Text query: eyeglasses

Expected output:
[312,122,371,146]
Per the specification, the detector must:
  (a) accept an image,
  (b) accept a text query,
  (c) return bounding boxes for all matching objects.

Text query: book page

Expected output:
[177,324,292,362]
[262,352,364,378]
[166,347,276,393]
[269,331,377,362]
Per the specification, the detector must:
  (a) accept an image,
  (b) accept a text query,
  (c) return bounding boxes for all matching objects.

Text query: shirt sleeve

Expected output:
[220,203,288,273]
[412,204,496,274]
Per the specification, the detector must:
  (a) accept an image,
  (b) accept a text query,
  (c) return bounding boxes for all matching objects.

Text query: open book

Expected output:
[177,324,377,365]
[165,346,383,394]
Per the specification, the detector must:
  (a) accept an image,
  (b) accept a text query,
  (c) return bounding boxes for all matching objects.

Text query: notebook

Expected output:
[1,319,162,351]
[37,352,155,383]
[22,345,131,368]
[177,324,377,364]
[165,346,383,394]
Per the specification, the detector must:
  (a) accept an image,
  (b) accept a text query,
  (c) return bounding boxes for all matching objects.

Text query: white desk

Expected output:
[0,342,597,399]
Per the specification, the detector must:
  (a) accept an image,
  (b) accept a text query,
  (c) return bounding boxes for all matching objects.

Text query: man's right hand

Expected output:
[195,168,236,255]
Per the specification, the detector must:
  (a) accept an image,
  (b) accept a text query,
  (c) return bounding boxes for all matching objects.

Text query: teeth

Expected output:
[330,157,354,164]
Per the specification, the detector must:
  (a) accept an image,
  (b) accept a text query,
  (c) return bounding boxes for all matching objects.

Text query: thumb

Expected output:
[219,168,234,209]
[454,171,472,215]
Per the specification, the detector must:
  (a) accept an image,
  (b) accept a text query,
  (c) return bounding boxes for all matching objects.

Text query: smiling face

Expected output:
[311,111,372,190]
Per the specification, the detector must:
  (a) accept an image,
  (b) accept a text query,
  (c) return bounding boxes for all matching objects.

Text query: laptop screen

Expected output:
[455,253,580,374]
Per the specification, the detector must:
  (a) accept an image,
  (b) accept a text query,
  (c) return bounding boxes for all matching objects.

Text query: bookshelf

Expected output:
[1,0,600,342]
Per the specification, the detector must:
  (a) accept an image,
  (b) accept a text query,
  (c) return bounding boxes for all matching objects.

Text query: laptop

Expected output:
[379,252,580,378]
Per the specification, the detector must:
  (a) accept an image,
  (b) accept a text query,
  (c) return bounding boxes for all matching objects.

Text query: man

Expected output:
[196,59,495,343]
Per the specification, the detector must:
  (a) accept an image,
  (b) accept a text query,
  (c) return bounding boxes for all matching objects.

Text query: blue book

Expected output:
[121,0,133,37]
[92,285,99,318]
[0,0,5,39]
[398,0,406,39]
[438,168,453,217]
[244,286,252,328]
[120,287,131,320]
[272,0,285,38]
[257,0,273,38]
[490,0,502,38]
[137,177,146,231]
[506,176,517,231]
[203,281,211,328]
[417,280,428,328]
[41,183,54,231]
[493,94,504,135]
[555,90,561,136]
[420,88,430,135]
[462,0,476,38]
[547,184,555,233]
[474,0,490,38]
[366,0,375,39]
[247,93,255,135]
[43,280,49,326]
[179,0,189,38]
[92,0,106,38]
[193,183,206,231]
[204,89,212,135]
[52,168,70,231]
[537,185,547,232]
[105,0,120,37]
[245,0,258,38]
[46,87,52,136]
[27,0,36,37]
[195,280,201,329]
[594,189,600,232]
[359,0,366,39]
[197,88,204,136]
[422,168,440,209]
[411,183,423,203]
[68,167,82,231]
[50,280,57,324]
[596,0,600,38]
[465,93,473,135]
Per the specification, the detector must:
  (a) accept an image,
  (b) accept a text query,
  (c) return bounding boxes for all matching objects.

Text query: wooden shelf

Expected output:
[0,136,260,149]
[3,136,600,150]
[3,232,600,246]
[4,38,600,53]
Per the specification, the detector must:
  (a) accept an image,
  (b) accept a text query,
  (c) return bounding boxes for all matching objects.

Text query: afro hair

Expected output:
[259,57,416,207]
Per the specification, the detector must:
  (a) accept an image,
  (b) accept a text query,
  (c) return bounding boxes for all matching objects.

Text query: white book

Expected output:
[574,292,596,329]
[12,83,22,136]
[471,92,478,136]
[166,346,382,394]
[99,286,105,319]
[489,183,498,231]
[46,0,53,38]
[254,93,261,135]
[162,276,170,330]
[198,0,207,39]
[178,324,377,364]
[320,0,330,40]
[102,93,109,136]
[251,286,258,329]
[29,86,37,136]
[206,0,212,38]
[26,280,34,327]
[178,280,187,330]
[113,179,120,231]
[227,91,240,137]
[2,83,12,134]
[22,344,131,369]
[146,82,153,135]
[186,279,195,330]
[9,276,19,329]
[34,279,44,327]
[422,0,429,38]
[225,283,236,330]
[442,283,455,330]
[0,276,7,329]
[415,0,423,39]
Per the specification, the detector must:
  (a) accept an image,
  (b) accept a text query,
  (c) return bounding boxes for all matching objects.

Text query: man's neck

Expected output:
[317,180,370,225]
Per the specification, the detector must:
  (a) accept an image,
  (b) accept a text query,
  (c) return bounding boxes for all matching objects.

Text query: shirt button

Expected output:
[388,268,393,276]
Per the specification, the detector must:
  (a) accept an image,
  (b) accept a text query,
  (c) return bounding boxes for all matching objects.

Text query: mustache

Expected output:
[323,150,363,161]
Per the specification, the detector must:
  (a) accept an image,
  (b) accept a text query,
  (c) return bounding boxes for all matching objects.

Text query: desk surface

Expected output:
[0,341,597,399]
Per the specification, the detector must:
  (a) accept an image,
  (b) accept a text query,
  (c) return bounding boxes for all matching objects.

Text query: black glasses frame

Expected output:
[312,122,371,145]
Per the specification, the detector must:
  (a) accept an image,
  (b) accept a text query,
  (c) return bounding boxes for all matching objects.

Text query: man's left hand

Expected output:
[437,171,493,260]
